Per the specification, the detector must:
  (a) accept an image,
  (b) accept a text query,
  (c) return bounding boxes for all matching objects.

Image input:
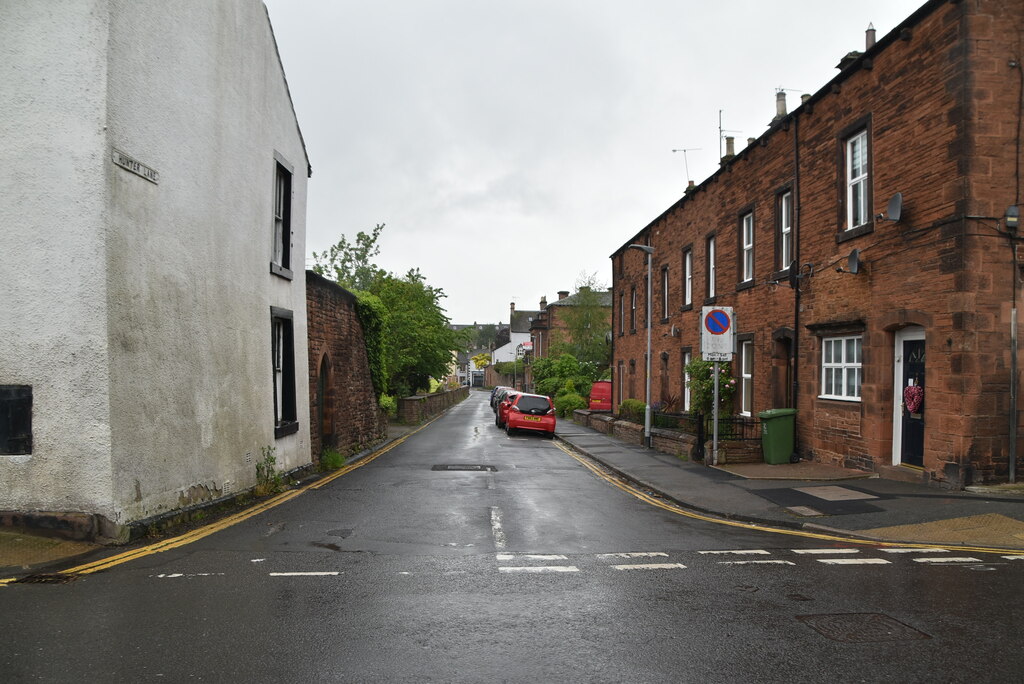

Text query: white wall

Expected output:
[0,1,311,527]
[0,1,116,514]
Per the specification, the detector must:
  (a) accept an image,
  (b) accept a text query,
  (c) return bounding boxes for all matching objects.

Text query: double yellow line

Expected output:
[555,441,1022,556]
[1,422,431,585]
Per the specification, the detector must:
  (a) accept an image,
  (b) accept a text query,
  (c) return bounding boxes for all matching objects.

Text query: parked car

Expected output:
[495,391,520,428]
[588,380,612,411]
[490,386,512,410]
[504,392,556,438]
[492,387,518,413]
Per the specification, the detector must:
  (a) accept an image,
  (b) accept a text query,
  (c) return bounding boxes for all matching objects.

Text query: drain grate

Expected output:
[14,573,78,585]
[431,464,497,472]
[797,613,930,642]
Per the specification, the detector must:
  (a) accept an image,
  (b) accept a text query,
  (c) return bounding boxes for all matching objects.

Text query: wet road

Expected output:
[2,392,1023,682]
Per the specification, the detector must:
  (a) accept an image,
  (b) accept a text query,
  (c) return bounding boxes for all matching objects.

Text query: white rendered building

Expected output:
[0,1,311,537]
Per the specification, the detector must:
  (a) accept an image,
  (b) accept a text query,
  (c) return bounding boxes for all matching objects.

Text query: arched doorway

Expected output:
[316,353,334,455]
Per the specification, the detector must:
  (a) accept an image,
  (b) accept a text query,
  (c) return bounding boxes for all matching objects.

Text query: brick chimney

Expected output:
[510,301,515,321]
[557,290,570,300]
[540,295,547,309]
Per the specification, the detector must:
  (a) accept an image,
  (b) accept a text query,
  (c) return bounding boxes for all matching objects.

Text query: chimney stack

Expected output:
[747,137,756,147]
[721,136,735,165]
[801,93,811,105]
[685,179,696,194]
[510,301,515,321]
[866,23,876,49]
[773,91,788,122]
[540,296,547,309]
[557,290,570,300]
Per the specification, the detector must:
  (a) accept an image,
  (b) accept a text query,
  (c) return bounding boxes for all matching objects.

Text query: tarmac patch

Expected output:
[862,513,1024,549]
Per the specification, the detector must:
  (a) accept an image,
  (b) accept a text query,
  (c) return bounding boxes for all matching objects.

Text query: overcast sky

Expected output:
[264,0,923,324]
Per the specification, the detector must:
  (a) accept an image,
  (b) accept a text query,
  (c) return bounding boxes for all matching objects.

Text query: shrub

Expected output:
[378,393,397,417]
[320,447,346,471]
[554,393,588,418]
[617,398,647,423]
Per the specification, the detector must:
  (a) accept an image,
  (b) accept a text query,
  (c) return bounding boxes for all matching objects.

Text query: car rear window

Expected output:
[516,396,551,413]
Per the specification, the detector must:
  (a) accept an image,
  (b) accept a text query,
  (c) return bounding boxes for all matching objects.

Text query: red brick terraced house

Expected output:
[610,0,1023,487]
[528,288,614,362]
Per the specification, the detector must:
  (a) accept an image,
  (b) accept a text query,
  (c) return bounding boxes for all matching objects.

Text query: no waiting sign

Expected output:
[701,306,735,361]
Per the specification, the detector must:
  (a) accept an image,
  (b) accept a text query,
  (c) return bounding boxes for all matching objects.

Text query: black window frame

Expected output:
[271,307,299,438]
[0,385,32,455]
[271,152,294,280]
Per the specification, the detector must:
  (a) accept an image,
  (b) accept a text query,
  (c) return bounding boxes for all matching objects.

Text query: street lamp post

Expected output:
[629,243,654,448]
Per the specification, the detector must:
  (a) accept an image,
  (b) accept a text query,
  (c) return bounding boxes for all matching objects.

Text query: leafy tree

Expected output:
[471,352,491,369]
[532,353,601,399]
[550,273,611,371]
[474,324,499,350]
[311,223,386,292]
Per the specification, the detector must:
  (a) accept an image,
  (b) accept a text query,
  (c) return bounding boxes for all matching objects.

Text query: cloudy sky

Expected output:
[264,0,922,324]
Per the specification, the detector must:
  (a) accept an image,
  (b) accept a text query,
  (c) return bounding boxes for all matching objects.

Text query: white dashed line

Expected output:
[597,552,670,559]
[612,563,687,571]
[1001,555,1024,561]
[490,507,507,551]
[268,572,340,576]
[792,548,860,555]
[816,558,891,565]
[912,557,982,564]
[698,549,771,555]
[876,547,949,554]
[496,554,568,561]
[499,566,579,574]
[718,560,796,566]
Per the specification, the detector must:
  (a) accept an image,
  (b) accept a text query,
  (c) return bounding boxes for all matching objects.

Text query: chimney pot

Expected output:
[866,23,876,49]
[774,91,788,121]
[540,296,547,309]
[557,290,570,300]
[747,137,756,147]
[720,136,736,166]
[801,93,811,104]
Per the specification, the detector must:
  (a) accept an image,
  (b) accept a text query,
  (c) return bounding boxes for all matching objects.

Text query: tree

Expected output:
[311,223,386,292]
[313,224,469,397]
[474,324,498,350]
[471,352,491,369]
[551,272,611,371]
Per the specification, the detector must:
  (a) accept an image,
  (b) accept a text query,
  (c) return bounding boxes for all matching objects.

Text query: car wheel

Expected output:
[546,431,555,439]
[506,424,514,436]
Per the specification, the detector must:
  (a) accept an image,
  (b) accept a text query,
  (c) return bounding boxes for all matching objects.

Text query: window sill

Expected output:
[703,297,717,306]
[836,222,873,244]
[680,304,693,313]
[270,262,294,280]
[630,329,637,335]
[660,317,670,324]
[816,395,862,405]
[771,267,792,283]
[274,421,299,439]
[736,280,755,292]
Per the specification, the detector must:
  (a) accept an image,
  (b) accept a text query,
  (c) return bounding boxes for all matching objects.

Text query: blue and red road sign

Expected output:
[704,309,731,335]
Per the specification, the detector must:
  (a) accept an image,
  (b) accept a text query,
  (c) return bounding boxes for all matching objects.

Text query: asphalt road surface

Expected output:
[2,392,1022,682]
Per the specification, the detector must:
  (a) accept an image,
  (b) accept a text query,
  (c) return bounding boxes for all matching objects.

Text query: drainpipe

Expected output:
[792,115,801,456]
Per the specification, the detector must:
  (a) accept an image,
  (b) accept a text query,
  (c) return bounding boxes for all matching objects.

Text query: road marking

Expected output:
[490,507,506,550]
[816,558,891,565]
[153,572,225,578]
[553,441,1020,557]
[496,554,568,561]
[1001,555,1024,561]
[792,548,860,555]
[499,566,579,574]
[268,572,340,577]
[877,547,949,554]
[912,557,982,564]
[612,563,686,571]
[597,552,669,559]
[698,549,770,555]
[718,560,796,566]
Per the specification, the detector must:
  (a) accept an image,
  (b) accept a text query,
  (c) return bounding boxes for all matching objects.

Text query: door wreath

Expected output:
[903,385,924,414]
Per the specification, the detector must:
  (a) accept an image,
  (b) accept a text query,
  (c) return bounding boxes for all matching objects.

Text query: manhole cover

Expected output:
[431,464,497,472]
[14,573,78,585]
[797,613,930,642]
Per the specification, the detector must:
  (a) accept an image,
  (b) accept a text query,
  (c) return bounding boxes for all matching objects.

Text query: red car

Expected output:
[495,391,520,429]
[504,393,556,438]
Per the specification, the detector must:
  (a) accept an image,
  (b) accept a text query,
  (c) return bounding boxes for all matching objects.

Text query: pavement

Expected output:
[5,409,1024,580]
[554,420,1024,552]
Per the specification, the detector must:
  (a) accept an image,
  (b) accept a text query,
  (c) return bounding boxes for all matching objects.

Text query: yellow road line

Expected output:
[1,419,437,583]
[554,441,1023,557]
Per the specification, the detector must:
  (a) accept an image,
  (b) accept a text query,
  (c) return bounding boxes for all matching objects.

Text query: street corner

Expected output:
[858,513,1024,551]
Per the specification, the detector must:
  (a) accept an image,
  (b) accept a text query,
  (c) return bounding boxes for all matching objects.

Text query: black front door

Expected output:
[900,339,925,467]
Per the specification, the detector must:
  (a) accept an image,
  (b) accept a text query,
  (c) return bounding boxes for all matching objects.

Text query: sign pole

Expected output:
[712,361,720,466]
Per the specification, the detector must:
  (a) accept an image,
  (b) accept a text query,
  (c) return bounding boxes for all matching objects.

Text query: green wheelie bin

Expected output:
[758,408,797,464]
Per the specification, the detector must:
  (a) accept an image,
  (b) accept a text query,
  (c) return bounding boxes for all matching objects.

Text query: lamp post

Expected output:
[628,243,654,448]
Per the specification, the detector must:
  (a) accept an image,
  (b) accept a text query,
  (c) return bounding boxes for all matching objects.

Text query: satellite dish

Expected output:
[847,249,862,274]
[670,324,679,337]
[787,261,799,289]
[887,192,903,222]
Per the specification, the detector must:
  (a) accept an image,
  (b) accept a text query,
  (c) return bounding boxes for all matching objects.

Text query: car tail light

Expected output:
[546,408,554,415]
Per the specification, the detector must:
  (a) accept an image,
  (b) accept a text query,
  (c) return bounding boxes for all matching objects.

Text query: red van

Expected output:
[588,380,612,411]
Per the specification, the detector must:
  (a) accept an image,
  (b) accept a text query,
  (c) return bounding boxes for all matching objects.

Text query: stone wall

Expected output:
[397,387,469,424]
[306,272,386,462]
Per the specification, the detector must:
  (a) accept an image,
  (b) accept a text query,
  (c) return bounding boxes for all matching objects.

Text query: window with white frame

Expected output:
[682,351,692,412]
[661,266,669,320]
[706,236,716,298]
[778,191,793,270]
[740,340,753,416]
[845,130,869,230]
[683,249,693,307]
[820,335,863,400]
[630,288,636,332]
[741,213,754,282]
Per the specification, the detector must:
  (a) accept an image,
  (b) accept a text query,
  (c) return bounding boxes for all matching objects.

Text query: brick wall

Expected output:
[306,271,386,462]
[610,0,1024,485]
